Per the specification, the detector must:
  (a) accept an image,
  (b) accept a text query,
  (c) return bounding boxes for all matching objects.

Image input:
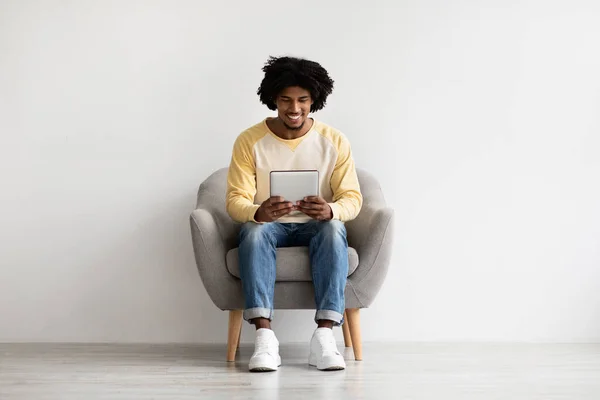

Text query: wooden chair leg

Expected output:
[237,325,242,349]
[227,310,243,362]
[346,308,362,361]
[342,310,353,348]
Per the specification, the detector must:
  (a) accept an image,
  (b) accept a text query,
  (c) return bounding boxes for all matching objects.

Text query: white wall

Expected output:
[1,0,599,344]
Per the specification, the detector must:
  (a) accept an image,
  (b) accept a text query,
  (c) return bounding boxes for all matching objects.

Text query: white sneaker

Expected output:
[308,327,346,370]
[249,328,281,372]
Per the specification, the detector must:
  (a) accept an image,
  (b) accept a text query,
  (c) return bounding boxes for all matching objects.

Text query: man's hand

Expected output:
[296,196,333,221]
[254,196,295,222]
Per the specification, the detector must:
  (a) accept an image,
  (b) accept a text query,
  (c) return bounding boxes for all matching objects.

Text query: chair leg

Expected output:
[227,310,243,362]
[346,308,362,361]
[342,310,353,348]
[237,325,242,349]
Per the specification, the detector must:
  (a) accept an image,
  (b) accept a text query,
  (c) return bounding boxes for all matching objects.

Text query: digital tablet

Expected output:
[269,170,319,203]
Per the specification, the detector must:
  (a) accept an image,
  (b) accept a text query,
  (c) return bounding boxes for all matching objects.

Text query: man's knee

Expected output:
[239,222,274,245]
[315,220,347,242]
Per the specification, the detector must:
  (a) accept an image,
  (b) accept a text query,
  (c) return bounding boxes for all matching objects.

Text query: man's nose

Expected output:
[289,101,300,112]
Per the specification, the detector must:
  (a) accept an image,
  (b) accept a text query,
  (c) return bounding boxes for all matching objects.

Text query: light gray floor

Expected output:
[1,342,600,399]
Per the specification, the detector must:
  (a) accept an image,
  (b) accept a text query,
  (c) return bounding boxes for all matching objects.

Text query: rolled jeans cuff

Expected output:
[243,307,273,323]
[314,310,344,326]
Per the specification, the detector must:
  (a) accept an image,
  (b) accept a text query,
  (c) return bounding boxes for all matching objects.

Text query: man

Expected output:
[226,56,362,372]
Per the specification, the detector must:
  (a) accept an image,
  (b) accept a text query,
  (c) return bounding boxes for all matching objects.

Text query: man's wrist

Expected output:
[326,204,334,220]
[254,207,268,223]
[254,208,263,222]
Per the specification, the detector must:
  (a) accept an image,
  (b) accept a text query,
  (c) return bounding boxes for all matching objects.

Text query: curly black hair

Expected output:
[257,56,335,113]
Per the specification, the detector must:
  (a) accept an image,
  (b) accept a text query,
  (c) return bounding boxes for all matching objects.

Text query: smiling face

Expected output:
[274,86,313,131]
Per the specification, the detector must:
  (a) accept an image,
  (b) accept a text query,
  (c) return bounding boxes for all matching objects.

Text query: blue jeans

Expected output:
[238,220,349,326]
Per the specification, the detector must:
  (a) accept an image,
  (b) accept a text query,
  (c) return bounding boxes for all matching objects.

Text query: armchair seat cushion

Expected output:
[226,246,360,282]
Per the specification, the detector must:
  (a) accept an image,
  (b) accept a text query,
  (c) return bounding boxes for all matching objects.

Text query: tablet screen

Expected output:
[269,170,319,203]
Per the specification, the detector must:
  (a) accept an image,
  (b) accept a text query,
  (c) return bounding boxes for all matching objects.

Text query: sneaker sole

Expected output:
[249,356,281,372]
[321,365,345,371]
[309,363,345,370]
[311,364,346,371]
[249,366,278,372]
[309,358,346,371]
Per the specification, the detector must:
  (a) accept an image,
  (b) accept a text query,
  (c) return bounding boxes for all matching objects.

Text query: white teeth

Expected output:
[288,115,301,120]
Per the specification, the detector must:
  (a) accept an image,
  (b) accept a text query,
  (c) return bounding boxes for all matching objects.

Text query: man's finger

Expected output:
[299,208,321,216]
[270,196,285,204]
[299,201,323,210]
[303,196,325,203]
[296,201,309,209]
[297,201,320,209]
[272,200,292,208]
[273,202,293,211]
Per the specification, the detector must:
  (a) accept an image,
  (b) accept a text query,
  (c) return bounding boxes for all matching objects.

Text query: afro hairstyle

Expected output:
[257,56,334,113]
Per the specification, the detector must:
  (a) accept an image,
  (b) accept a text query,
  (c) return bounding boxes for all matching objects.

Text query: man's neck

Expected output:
[267,117,314,140]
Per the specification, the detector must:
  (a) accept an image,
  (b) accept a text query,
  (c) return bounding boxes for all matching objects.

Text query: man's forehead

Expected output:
[278,86,311,97]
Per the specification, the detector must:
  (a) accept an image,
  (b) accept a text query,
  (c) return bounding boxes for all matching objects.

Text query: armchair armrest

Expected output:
[345,204,395,307]
[190,208,244,310]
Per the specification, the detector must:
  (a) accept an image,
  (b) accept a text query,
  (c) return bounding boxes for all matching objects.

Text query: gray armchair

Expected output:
[190,167,394,361]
